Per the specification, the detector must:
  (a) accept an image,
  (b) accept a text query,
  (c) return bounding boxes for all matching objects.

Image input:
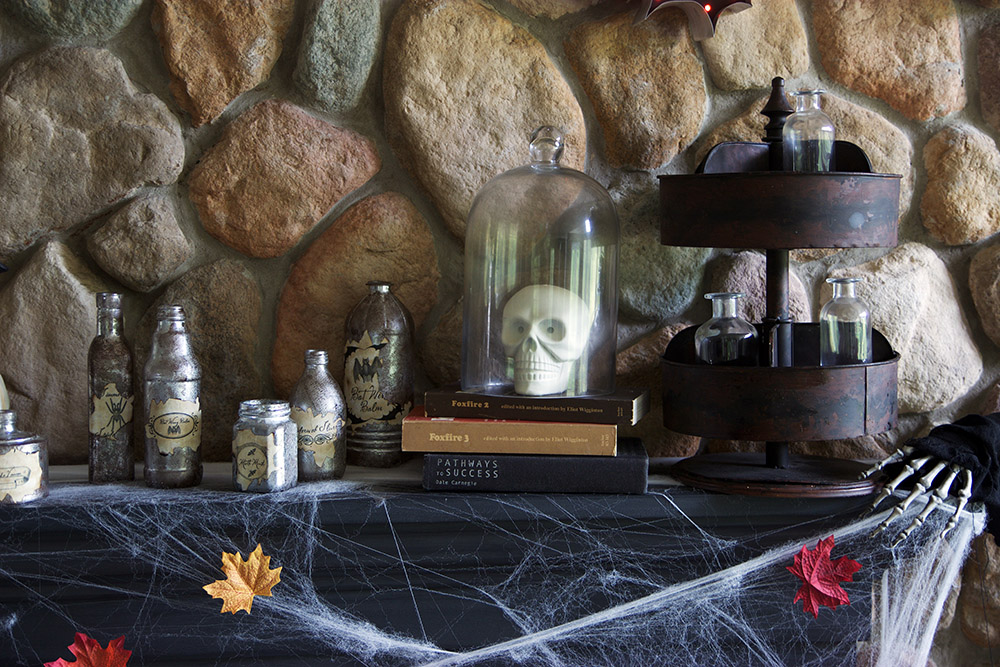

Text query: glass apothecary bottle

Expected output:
[0,410,48,504]
[820,277,872,366]
[88,292,134,483]
[233,399,297,493]
[462,126,619,397]
[694,293,758,366]
[290,349,347,481]
[782,90,835,173]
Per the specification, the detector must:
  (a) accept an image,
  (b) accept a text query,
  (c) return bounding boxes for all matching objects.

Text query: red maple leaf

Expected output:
[44,633,131,667]
[787,535,862,618]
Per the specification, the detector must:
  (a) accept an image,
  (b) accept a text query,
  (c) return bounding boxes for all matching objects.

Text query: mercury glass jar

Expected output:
[0,410,48,504]
[232,400,298,493]
[782,90,835,173]
[143,305,202,488]
[462,126,619,397]
[290,349,347,481]
[344,282,414,467]
[820,277,872,366]
[694,293,758,366]
[88,292,134,483]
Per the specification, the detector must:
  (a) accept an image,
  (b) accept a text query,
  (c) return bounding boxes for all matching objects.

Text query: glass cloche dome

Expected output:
[461,127,619,397]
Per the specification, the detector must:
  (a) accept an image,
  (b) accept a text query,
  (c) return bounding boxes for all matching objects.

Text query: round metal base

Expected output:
[671,453,877,498]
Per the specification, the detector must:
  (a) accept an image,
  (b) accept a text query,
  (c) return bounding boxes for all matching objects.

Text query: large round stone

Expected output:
[188,100,380,258]
[564,9,705,170]
[383,0,585,239]
[272,193,441,396]
[969,244,1000,348]
[0,47,183,259]
[2,0,143,38]
[506,0,601,18]
[813,0,965,121]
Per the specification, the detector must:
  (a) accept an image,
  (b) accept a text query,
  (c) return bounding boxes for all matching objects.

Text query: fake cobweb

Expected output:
[0,463,983,666]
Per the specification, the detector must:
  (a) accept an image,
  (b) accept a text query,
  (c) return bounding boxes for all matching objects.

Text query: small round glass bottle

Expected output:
[820,277,872,366]
[694,293,758,366]
[0,410,48,504]
[88,292,134,483]
[782,90,835,173]
[290,349,347,481]
[233,399,298,493]
[143,305,202,488]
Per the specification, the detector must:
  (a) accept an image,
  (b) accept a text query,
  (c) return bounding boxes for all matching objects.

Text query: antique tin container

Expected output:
[290,349,347,481]
[344,281,414,467]
[88,292,134,483]
[143,305,202,488]
[232,400,298,493]
[0,410,48,504]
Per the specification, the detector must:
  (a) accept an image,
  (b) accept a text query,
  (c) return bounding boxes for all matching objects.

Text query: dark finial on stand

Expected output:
[761,77,794,145]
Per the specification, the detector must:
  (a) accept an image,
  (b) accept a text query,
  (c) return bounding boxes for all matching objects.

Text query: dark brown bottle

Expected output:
[88,292,134,483]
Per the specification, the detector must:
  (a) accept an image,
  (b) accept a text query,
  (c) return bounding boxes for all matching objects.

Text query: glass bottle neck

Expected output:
[794,92,822,113]
[0,411,14,436]
[712,297,739,318]
[831,282,857,299]
[97,310,123,337]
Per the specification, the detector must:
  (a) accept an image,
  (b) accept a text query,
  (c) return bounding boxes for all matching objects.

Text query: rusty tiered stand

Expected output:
[660,78,901,498]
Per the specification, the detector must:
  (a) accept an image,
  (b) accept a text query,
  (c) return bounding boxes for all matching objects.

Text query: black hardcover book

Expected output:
[422,437,648,494]
[423,384,649,426]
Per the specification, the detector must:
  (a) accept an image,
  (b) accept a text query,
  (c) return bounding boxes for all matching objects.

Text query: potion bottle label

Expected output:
[0,448,42,502]
[345,330,403,424]
[90,382,134,437]
[146,397,201,454]
[233,429,273,491]
[290,406,344,467]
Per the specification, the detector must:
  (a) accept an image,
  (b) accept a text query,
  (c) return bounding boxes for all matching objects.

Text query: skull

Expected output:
[501,284,594,396]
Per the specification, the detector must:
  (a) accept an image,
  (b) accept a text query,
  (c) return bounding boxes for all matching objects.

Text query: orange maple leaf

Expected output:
[44,632,131,667]
[203,543,282,614]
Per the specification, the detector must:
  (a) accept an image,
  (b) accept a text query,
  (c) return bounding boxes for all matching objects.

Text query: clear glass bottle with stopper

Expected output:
[820,277,872,366]
[88,292,134,483]
[782,90,835,173]
[143,305,202,488]
[290,349,347,481]
[694,292,758,366]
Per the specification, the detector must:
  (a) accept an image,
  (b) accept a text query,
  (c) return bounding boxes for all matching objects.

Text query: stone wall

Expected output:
[0,0,999,660]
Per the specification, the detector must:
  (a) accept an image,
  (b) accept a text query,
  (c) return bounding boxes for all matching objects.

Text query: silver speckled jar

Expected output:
[144,305,202,489]
[0,410,48,504]
[344,281,414,468]
[88,292,134,483]
[290,349,347,481]
[232,400,298,493]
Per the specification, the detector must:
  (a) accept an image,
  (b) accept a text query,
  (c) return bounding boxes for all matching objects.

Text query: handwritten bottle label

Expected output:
[146,397,201,455]
[345,330,399,423]
[233,429,273,491]
[0,448,42,503]
[90,382,134,438]
[290,406,344,467]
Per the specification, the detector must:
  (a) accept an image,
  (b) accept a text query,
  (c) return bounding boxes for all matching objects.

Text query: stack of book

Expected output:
[402,385,650,494]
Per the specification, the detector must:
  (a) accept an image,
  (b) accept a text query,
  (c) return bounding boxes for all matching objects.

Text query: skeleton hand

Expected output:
[860,446,973,547]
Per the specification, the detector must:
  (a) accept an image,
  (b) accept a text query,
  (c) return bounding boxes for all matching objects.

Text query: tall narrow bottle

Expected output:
[820,277,872,366]
[143,305,202,488]
[290,349,347,481]
[344,281,414,467]
[88,292,134,483]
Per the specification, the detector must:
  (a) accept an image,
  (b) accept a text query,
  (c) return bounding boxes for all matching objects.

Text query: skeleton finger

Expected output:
[868,455,933,515]
[891,464,957,546]
[859,445,914,481]
[940,467,973,539]
[892,495,942,547]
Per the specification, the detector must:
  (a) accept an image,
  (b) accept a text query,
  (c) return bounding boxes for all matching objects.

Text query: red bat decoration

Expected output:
[636,0,752,40]
[787,536,862,619]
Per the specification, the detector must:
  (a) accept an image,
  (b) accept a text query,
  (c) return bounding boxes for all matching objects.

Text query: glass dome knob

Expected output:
[529,126,564,165]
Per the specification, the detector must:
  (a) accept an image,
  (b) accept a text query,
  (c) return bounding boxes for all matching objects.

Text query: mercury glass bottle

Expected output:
[0,410,48,504]
[88,292,134,483]
[782,90,835,172]
[820,278,872,366]
[232,400,297,493]
[462,126,619,397]
[344,282,414,467]
[290,349,347,481]
[694,293,758,366]
[143,305,202,488]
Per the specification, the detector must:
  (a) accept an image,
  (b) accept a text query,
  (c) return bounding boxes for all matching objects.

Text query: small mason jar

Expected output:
[232,400,298,493]
[0,410,48,504]
[694,292,758,366]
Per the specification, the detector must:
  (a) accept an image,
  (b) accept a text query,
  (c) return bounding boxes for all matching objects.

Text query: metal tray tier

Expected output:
[661,324,899,443]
